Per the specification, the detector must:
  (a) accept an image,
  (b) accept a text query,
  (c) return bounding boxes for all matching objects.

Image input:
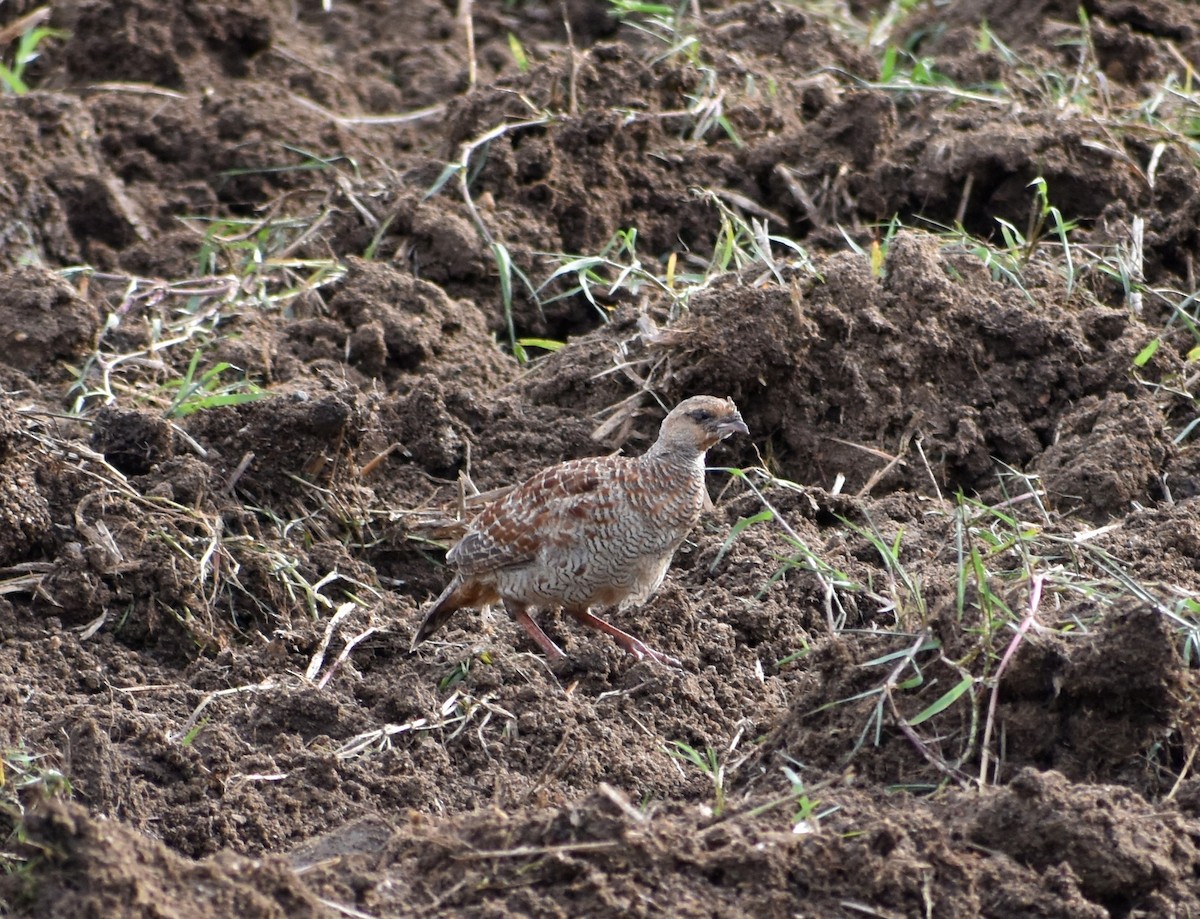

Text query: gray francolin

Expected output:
[410,395,748,666]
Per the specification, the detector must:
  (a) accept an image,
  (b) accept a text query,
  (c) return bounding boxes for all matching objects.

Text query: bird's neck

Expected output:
[637,444,710,523]
[642,441,708,474]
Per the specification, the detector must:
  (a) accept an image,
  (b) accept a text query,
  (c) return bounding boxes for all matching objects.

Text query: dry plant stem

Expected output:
[886,692,973,787]
[882,632,929,689]
[978,573,1044,786]
[315,896,374,919]
[913,435,943,502]
[0,571,47,597]
[710,186,789,226]
[518,728,577,806]
[454,841,620,860]
[856,431,911,497]
[955,172,975,227]
[1129,216,1145,315]
[198,516,225,607]
[0,6,51,45]
[287,92,445,126]
[171,679,277,742]
[335,691,472,758]
[317,625,380,689]
[597,782,646,822]
[201,192,306,245]
[168,421,208,459]
[459,0,477,88]
[774,163,821,226]
[360,442,408,478]
[305,601,357,680]
[941,655,982,772]
[457,117,551,246]
[878,632,977,785]
[739,468,848,631]
[276,207,335,260]
[1166,744,1198,801]
[561,0,579,115]
[224,451,254,494]
[86,82,187,98]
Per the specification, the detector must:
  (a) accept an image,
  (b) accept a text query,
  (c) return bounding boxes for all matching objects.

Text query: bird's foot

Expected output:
[564,607,683,669]
[622,637,682,669]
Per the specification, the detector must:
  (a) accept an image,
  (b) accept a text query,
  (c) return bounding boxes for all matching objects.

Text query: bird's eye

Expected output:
[689,409,713,423]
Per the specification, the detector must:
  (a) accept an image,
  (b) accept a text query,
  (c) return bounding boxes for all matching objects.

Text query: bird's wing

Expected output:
[447,456,625,577]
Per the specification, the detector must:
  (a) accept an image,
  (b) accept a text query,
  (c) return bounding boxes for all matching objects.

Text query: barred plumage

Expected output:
[410,395,748,666]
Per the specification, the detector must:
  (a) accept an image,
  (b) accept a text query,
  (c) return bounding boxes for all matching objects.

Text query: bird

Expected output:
[410,395,749,666]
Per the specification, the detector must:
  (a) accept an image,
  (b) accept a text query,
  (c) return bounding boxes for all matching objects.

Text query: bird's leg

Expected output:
[505,600,566,661]
[565,607,682,668]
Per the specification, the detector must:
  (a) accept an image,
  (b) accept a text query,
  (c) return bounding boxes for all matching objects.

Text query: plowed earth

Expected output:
[3,1,1200,917]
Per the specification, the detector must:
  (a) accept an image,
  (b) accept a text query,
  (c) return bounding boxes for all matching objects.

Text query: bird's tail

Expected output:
[409,577,494,651]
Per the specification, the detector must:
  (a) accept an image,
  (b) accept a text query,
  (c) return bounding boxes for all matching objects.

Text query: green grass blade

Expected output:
[908,676,973,726]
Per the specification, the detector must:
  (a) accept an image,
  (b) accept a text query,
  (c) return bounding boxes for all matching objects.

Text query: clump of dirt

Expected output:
[292,776,1188,918]
[0,265,100,373]
[0,400,53,566]
[7,801,326,919]
[91,406,174,476]
[971,768,1200,915]
[525,231,1146,505]
[325,257,514,390]
[748,601,1194,796]
[1035,393,1173,520]
[4,0,1200,916]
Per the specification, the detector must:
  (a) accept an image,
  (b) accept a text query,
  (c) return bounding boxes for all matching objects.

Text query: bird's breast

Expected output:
[632,454,708,529]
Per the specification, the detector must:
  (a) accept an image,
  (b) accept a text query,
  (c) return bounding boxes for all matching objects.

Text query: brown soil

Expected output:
[2,0,1200,916]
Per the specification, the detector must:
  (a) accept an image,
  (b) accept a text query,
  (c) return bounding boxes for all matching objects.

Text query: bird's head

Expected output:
[654,395,749,455]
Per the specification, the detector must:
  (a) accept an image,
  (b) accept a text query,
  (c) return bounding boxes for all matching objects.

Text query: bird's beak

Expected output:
[716,414,749,439]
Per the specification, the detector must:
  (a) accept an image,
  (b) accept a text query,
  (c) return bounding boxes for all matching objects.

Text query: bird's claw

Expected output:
[625,638,682,669]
